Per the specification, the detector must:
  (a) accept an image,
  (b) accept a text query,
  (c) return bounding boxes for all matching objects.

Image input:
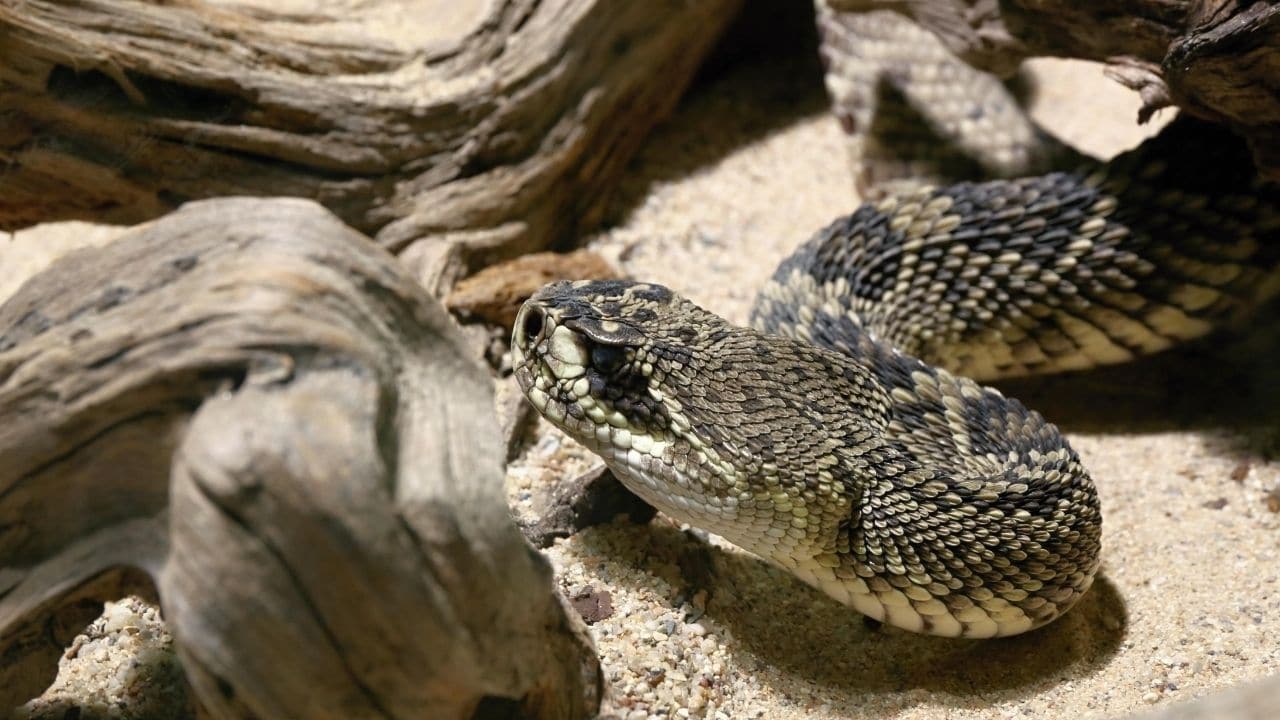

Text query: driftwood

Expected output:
[835,0,1280,181]
[0,198,601,719]
[0,0,739,280]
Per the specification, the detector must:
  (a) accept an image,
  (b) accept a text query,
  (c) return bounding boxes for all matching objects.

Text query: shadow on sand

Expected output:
[578,521,1128,711]
[995,302,1280,461]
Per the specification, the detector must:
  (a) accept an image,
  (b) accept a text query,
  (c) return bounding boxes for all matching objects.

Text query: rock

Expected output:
[569,587,616,625]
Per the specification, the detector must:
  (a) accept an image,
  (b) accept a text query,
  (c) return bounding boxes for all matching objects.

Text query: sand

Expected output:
[7,31,1278,720]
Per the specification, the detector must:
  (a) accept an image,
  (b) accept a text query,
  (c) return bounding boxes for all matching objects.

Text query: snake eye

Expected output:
[590,344,627,374]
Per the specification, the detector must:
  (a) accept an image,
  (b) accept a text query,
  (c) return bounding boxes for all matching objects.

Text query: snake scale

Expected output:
[512,12,1280,638]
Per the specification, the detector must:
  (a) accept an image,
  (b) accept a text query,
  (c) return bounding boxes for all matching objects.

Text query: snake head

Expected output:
[512,277,878,504]
[511,278,887,472]
[512,279,824,552]
[511,279,701,442]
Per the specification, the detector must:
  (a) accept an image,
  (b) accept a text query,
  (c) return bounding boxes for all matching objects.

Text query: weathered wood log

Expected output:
[834,0,1280,181]
[0,0,739,278]
[0,198,601,719]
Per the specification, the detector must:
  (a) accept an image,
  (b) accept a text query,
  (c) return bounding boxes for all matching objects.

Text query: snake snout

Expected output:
[512,299,594,392]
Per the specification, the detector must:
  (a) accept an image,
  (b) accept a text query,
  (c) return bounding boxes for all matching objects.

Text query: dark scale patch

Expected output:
[768,207,906,308]
[671,326,698,344]
[1110,115,1261,197]
[796,297,1098,603]
[1102,117,1280,299]
[556,299,595,319]
[631,284,675,303]
[757,134,1279,378]
[653,343,694,367]
[570,279,633,297]
[581,344,672,433]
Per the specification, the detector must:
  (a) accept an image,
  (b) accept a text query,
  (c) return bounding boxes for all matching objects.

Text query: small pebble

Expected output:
[1229,462,1251,482]
[1264,488,1280,513]
[101,602,139,634]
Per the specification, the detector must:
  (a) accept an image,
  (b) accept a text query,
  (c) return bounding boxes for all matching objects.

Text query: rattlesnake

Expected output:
[510,10,1280,638]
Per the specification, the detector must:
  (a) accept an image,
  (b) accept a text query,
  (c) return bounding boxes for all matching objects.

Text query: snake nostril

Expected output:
[521,305,545,343]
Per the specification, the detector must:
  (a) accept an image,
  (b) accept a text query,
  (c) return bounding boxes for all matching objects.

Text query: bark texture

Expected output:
[834,0,1280,180]
[0,0,739,274]
[0,198,601,719]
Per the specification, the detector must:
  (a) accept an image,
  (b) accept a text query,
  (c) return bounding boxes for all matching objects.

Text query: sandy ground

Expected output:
[5,29,1278,720]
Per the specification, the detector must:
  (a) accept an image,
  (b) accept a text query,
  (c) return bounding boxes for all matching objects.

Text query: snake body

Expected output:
[514,279,1098,637]
[755,116,1280,382]
[511,19,1280,638]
